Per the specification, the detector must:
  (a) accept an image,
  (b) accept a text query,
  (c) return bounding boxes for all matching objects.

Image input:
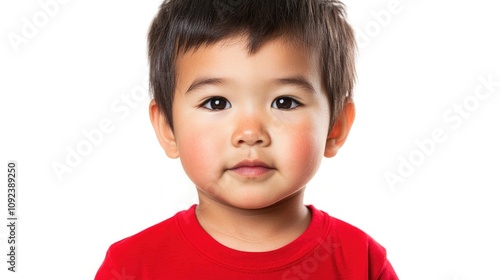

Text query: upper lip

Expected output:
[229,159,272,169]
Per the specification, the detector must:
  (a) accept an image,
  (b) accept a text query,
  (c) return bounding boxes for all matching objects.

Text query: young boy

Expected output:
[96,0,398,279]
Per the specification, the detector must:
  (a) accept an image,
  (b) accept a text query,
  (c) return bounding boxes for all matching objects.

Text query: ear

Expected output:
[149,99,179,159]
[324,102,356,158]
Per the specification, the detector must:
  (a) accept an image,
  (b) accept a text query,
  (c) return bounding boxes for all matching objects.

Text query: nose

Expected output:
[231,114,271,147]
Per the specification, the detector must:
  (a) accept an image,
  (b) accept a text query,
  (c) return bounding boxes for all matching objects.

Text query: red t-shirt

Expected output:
[95,205,398,279]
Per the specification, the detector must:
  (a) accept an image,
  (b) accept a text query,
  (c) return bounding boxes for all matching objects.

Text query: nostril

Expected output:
[236,135,264,146]
[231,122,271,147]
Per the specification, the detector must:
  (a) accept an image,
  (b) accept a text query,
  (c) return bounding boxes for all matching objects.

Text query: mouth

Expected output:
[228,159,274,177]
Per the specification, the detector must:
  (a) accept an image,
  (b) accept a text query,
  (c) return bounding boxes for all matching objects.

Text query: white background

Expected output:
[1,0,499,279]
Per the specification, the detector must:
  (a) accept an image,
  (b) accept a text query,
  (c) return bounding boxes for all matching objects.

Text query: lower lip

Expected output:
[230,166,272,177]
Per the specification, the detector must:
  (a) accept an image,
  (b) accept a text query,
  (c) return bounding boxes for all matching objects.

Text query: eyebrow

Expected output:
[185,78,226,94]
[273,76,317,94]
[185,76,317,94]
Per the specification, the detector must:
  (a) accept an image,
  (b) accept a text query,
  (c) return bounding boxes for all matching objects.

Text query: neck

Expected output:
[195,190,311,252]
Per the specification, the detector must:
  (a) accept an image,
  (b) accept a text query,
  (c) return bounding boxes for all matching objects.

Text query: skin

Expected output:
[150,35,355,252]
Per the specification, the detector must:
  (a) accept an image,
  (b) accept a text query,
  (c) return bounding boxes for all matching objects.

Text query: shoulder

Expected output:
[329,214,388,261]
[95,209,191,279]
[109,215,176,254]
[312,206,384,250]
[310,206,398,279]
[311,206,381,247]
[105,208,190,262]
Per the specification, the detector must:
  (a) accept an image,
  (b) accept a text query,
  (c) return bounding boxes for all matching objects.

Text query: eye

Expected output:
[272,97,301,110]
[201,97,231,111]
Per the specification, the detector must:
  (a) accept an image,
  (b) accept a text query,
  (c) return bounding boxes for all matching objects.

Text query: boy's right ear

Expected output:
[149,99,179,159]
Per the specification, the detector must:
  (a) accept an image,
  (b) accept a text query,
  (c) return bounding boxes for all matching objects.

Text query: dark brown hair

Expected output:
[148,0,356,131]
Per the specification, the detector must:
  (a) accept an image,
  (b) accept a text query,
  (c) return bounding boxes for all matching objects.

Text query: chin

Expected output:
[223,192,298,211]
[225,199,275,210]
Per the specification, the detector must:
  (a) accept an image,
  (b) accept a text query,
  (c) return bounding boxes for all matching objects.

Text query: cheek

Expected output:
[175,120,225,182]
[178,135,205,172]
[277,119,326,178]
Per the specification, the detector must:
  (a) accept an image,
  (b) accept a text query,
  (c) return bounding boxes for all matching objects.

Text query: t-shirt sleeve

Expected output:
[94,245,137,280]
[368,237,399,280]
[376,259,399,280]
[94,247,117,280]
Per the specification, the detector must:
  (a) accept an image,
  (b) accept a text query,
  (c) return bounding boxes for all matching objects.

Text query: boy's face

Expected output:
[151,36,353,210]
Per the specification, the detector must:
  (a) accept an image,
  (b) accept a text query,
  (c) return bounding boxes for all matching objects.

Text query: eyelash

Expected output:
[199,96,303,111]
[271,97,302,110]
[200,97,231,111]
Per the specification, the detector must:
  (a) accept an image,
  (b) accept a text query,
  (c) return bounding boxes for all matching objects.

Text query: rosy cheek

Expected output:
[177,132,204,174]
[177,124,221,182]
[292,135,318,164]
[286,122,324,175]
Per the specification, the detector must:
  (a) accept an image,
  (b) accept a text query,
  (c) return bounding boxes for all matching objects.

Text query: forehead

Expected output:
[174,36,321,93]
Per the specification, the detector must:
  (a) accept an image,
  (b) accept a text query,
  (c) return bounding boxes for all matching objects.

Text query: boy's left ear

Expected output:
[324,102,356,158]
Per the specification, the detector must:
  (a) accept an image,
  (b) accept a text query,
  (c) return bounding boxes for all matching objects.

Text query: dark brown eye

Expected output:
[202,97,231,110]
[272,97,300,110]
